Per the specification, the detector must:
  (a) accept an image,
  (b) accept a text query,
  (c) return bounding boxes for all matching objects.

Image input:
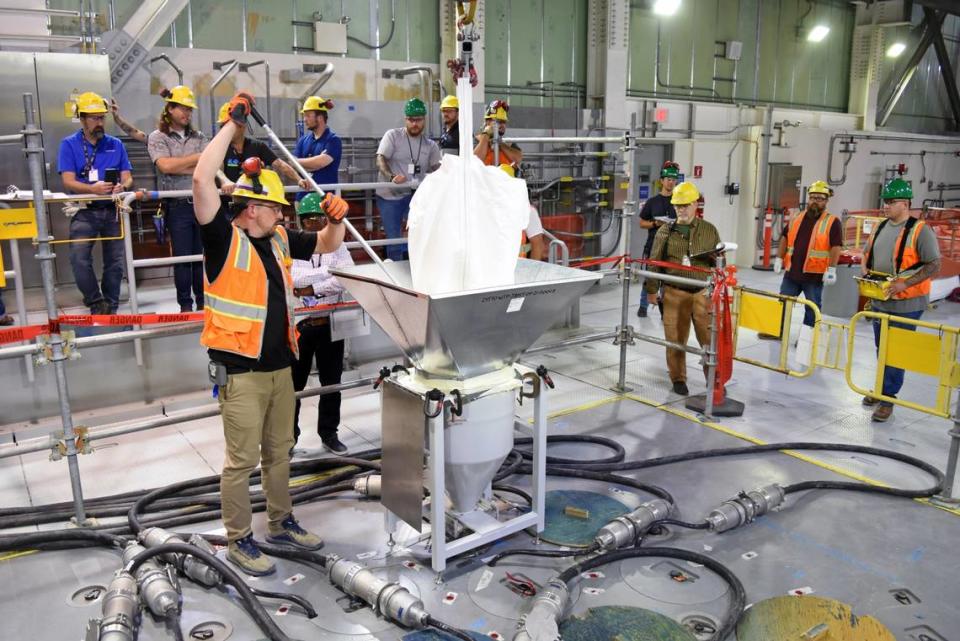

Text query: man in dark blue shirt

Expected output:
[636,161,679,318]
[57,91,133,314]
[294,96,342,201]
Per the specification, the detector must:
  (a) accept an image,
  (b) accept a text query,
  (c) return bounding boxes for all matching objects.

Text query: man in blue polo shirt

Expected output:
[58,91,133,314]
[294,96,342,200]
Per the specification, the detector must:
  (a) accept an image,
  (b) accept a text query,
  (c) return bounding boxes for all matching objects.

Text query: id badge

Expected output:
[88,169,99,182]
[682,255,691,267]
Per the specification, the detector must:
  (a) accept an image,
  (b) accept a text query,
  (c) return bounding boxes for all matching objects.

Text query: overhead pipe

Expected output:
[826,131,960,187]
[149,54,183,85]
[208,59,239,135]
[239,60,271,125]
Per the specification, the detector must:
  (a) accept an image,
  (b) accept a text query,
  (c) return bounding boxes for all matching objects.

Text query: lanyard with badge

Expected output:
[405,132,423,177]
[82,138,100,182]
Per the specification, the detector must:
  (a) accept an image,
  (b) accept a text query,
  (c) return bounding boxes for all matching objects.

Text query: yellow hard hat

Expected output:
[808,180,831,196]
[217,102,231,125]
[301,96,333,113]
[485,99,509,122]
[163,85,197,109]
[234,167,290,206]
[498,163,516,177]
[440,95,459,110]
[75,91,108,115]
[671,181,701,206]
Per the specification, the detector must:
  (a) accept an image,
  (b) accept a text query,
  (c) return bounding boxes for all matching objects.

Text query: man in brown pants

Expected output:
[645,182,720,396]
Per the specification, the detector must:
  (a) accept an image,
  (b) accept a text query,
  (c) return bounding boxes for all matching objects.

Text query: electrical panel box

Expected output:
[724,41,743,61]
[314,22,348,54]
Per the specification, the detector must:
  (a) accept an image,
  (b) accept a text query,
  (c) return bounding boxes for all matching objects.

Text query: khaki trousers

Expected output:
[661,286,711,384]
[218,368,295,542]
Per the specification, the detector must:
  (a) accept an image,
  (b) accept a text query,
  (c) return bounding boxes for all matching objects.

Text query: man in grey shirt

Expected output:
[147,85,208,312]
[861,178,941,422]
[375,98,441,261]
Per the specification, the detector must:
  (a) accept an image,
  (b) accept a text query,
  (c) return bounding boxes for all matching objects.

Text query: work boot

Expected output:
[0,315,13,326]
[266,514,324,550]
[322,436,348,455]
[227,534,276,576]
[872,403,893,423]
[757,332,779,341]
[636,306,648,318]
[672,381,689,396]
[90,300,112,315]
[862,395,879,407]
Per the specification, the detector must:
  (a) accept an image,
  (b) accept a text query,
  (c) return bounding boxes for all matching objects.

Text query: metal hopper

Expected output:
[331,259,601,379]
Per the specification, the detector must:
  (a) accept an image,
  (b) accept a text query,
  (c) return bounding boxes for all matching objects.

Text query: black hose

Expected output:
[514,434,626,465]
[492,484,532,507]
[653,518,711,531]
[424,615,474,641]
[200,534,329,569]
[249,586,318,618]
[126,542,292,641]
[487,542,599,567]
[493,450,524,482]
[556,546,746,641]
[0,529,127,553]
[516,464,675,505]
[167,611,186,641]
[563,441,945,498]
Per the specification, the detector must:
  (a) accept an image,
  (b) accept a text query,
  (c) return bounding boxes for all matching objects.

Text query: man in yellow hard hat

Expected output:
[192,92,350,576]
[57,91,134,314]
[437,94,460,153]
[772,179,842,329]
[645,181,721,396]
[295,96,342,201]
[147,85,208,312]
[215,102,300,195]
[474,99,522,171]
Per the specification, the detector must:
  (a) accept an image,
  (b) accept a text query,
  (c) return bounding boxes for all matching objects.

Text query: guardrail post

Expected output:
[613,201,635,393]
[934,388,960,506]
[120,204,144,366]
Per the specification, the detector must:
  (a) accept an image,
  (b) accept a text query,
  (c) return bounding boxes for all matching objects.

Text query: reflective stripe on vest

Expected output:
[784,211,836,274]
[863,219,932,300]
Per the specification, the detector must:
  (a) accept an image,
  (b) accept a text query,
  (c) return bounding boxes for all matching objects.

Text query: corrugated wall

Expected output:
[627,0,854,112]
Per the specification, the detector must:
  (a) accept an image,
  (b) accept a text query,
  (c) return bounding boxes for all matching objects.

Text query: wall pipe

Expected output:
[149,54,183,85]
[826,131,960,187]
[654,22,721,99]
[240,60,271,126]
[21,93,88,524]
[756,105,774,212]
[208,60,240,135]
[383,66,435,138]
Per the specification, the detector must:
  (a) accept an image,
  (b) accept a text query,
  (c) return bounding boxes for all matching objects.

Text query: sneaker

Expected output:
[862,395,879,407]
[321,436,349,454]
[266,514,324,550]
[872,404,893,423]
[636,306,648,318]
[672,381,689,396]
[0,315,13,326]
[227,534,276,576]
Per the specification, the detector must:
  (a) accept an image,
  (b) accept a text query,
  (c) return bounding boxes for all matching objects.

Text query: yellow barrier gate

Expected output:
[732,286,821,378]
[846,311,960,419]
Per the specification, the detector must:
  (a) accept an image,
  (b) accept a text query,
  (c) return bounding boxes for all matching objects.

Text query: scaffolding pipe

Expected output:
[240,60,271,125]
[208,60,239,135]
[524,331,618,355]
[503,136,623,144]
[21,93,88,524]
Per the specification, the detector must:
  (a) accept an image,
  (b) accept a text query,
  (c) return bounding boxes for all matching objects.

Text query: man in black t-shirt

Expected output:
[193,92,349,577]
[214,101,301,193]
[637,161,680,317]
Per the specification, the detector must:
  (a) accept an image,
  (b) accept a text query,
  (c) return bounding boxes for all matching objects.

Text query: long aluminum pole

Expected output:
[7,237,34,381]
[248,105,398,284]
[22,93,87,524]
[120,205,144,365]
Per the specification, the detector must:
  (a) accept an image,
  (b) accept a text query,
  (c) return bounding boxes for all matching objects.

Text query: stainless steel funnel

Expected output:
[331,259,601,379]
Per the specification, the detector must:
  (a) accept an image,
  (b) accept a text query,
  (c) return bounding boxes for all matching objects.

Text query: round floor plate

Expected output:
[540,489,630,547]
[560,605,697,641]
[467,555,582,620]
[67,584,107,607]
[737,595,896,641]
[619,555,730,606]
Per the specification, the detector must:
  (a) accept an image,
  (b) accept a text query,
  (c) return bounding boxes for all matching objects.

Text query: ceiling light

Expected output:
[653,0,681,17]
[886,42,906,58]
[807,25,830,42]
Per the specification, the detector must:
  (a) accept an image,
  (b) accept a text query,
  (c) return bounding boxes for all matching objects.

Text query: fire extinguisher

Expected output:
[696,194,705,219]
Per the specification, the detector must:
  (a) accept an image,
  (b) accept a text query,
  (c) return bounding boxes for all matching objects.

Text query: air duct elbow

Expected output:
[706,484,785,533]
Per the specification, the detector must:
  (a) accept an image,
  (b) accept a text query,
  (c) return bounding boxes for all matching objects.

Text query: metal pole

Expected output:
[0,322,200,361]
[8,238,34,382]
[615,203,634,393]
[702,255,724,419]
[22,93,87,524]
[120,206,144,365]
[936,387,960,503]
[524,330,619,355]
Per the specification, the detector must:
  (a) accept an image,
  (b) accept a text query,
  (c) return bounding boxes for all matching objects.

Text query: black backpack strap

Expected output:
[894,217,919,273]
[865,219,888,271]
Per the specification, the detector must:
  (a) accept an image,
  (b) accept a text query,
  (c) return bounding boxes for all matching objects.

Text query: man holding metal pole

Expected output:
[192,92,349,576]
[645,182,721,396]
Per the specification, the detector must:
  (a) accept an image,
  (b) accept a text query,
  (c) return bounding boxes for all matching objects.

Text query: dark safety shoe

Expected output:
[227,534,276,576]
[322,436,349,455]
[266,515,324,550]
[0,315,14,326]
[672,381,689,396]
[872,403,894,423]
[90,300,112,315]
[862,395,879,407]
[636,306,648,318]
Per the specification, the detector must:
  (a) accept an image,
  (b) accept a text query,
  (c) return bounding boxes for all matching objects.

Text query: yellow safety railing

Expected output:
[731,286,821,378]
[814,319,848,371]
[846,311,960,419]
[842,213,886,250]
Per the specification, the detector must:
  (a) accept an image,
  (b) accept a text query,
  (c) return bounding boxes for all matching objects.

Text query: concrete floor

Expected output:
[0,267,958,640]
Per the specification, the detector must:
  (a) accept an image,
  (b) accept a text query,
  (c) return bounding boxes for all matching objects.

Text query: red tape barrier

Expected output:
[0,302,360,346]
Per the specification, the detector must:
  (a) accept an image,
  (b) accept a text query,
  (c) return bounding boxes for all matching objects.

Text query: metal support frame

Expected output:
[424,388,547,574]
[21,93,87,525]
[877,11,946,128]
[933,388,960,505]
[923,7,960,130]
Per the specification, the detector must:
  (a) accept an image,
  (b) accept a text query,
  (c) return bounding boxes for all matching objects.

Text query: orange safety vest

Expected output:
[784,210,837,274]
[863,218,932,300]
[484,146,513,169]
[200,225,299,359]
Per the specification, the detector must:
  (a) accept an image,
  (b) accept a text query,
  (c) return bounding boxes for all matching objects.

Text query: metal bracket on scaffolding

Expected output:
[613,324,636,347]
[34,330,79,366]
[48,426,91,461]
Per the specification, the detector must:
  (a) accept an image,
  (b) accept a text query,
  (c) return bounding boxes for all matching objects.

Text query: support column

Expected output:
[586,0,629,128]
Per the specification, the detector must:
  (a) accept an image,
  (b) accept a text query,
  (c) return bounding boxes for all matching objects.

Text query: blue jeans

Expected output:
[69,208,125,311]
[0,289,6,315]
[872,309,924,402]
[377,195,412,261]
[779,273,823,328]
[165,200,204,310]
